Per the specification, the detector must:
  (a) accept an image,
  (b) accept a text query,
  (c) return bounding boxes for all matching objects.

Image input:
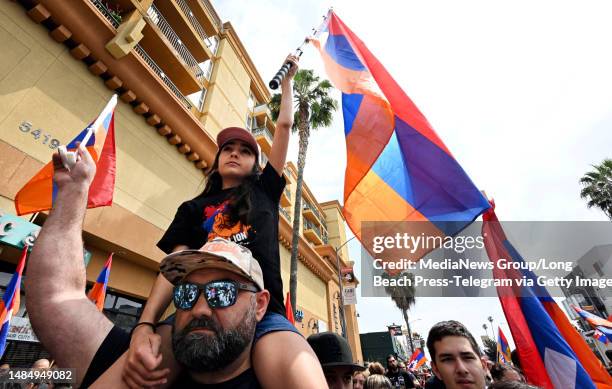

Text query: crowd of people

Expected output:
[3,53,579,389]
[307,321,541,389]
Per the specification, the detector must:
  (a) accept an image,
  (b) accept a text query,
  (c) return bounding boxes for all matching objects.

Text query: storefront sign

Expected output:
[0,212,40,249]
[341,266,356,284]
[7,316,39,343]
[0,210,91,266]
[343,285,357,305]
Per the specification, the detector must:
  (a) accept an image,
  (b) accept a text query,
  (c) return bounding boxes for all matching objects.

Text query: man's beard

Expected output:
[171,301,257,372]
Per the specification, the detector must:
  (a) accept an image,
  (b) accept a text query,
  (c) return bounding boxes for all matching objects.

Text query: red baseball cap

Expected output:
[217,127,259,157]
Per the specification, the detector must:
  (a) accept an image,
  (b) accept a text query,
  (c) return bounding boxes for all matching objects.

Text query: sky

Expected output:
[211,0,612,355]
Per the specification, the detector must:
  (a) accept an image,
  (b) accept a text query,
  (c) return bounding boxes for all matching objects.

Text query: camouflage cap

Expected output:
[160,238,264,290]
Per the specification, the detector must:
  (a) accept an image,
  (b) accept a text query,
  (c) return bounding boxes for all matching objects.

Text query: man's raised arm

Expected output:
[25,145,114,386]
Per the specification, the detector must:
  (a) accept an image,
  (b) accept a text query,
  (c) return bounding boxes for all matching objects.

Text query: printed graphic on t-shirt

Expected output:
[202,201,251,244]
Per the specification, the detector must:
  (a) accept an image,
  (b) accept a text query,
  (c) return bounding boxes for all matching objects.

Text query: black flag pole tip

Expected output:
[268,7,334,89]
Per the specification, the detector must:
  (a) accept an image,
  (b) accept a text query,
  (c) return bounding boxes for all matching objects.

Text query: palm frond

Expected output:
[579,158,612,220]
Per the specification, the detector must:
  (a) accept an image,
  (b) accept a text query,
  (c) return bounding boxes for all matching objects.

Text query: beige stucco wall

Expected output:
[0,2,203,230]
[279,245,328,321]
[202,38,250,137]
[85,246,157,300]
[323,205,349,259]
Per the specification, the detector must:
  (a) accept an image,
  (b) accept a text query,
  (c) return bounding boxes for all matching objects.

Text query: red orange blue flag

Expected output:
[88,253,113,311]
[407,348,427,370]
[482,204,612,389]
[573,305,612,343]
[497,326,512,364]
[593,330,609,345]
[0,246,27,357]
[310,11,490,244]
[14,95,117,215]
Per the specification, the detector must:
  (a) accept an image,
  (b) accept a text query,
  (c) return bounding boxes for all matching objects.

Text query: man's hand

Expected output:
[52,144,96,190]
[123,325,169,388]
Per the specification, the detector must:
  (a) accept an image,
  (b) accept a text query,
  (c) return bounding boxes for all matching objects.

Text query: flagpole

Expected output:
[268,8,333,89]
[58,94,117,170]
[496,329,499,364]
[591,332,609,366]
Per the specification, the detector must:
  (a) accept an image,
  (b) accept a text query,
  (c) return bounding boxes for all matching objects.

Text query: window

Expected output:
[100,289,145,332]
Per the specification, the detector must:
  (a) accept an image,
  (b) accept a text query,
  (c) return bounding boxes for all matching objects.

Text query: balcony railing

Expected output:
[252,127,273,144]
[134,45,193,109]
[284,187,291,201]
[254,103,271,116]
[175,0,219,55]
[304,219,323,240]
[198,0,223,32]
[279,206,291,222]
[303,201,323,222]
[147,4,206,84]
[89,0,120,28]
[175,0,209,43]
[87,0,192,109]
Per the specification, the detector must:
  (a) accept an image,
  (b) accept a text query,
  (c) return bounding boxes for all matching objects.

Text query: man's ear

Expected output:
[431,361,442,380]
[480,356,488,371]
[255,290,270,321]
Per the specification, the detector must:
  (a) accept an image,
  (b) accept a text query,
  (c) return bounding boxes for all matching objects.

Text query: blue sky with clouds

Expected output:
[211,0,612,353]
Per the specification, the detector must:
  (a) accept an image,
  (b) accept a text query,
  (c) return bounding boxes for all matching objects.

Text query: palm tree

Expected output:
[269,69,337,313]
[482,336,497,363]
[580,159,612,220]
[383,272,416,355]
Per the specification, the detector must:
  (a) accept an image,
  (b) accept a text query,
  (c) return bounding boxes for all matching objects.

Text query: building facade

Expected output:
[0,0,361,365]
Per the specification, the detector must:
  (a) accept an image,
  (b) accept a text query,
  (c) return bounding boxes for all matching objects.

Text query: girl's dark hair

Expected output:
[199,148,262,225]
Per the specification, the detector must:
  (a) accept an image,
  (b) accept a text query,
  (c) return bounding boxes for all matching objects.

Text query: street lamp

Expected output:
[335,235,356,339]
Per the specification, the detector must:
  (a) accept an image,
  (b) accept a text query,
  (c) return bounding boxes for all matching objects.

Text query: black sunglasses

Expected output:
[173,280,258,310]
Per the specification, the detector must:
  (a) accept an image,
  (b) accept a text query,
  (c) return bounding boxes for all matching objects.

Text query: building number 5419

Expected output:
[18,121,61,149]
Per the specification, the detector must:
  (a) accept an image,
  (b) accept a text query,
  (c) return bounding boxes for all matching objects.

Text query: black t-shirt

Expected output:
[174,368,261,389]
[81,326,262,388]
[386,370,417,389]
[157,163,286,316]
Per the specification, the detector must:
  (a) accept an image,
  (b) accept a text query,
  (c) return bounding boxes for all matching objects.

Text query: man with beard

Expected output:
[385,354,420,388]
[426,321,487,389]
[24,145,269,388]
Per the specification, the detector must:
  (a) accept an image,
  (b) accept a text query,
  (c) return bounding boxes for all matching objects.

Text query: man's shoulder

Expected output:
[385,370,399,380]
